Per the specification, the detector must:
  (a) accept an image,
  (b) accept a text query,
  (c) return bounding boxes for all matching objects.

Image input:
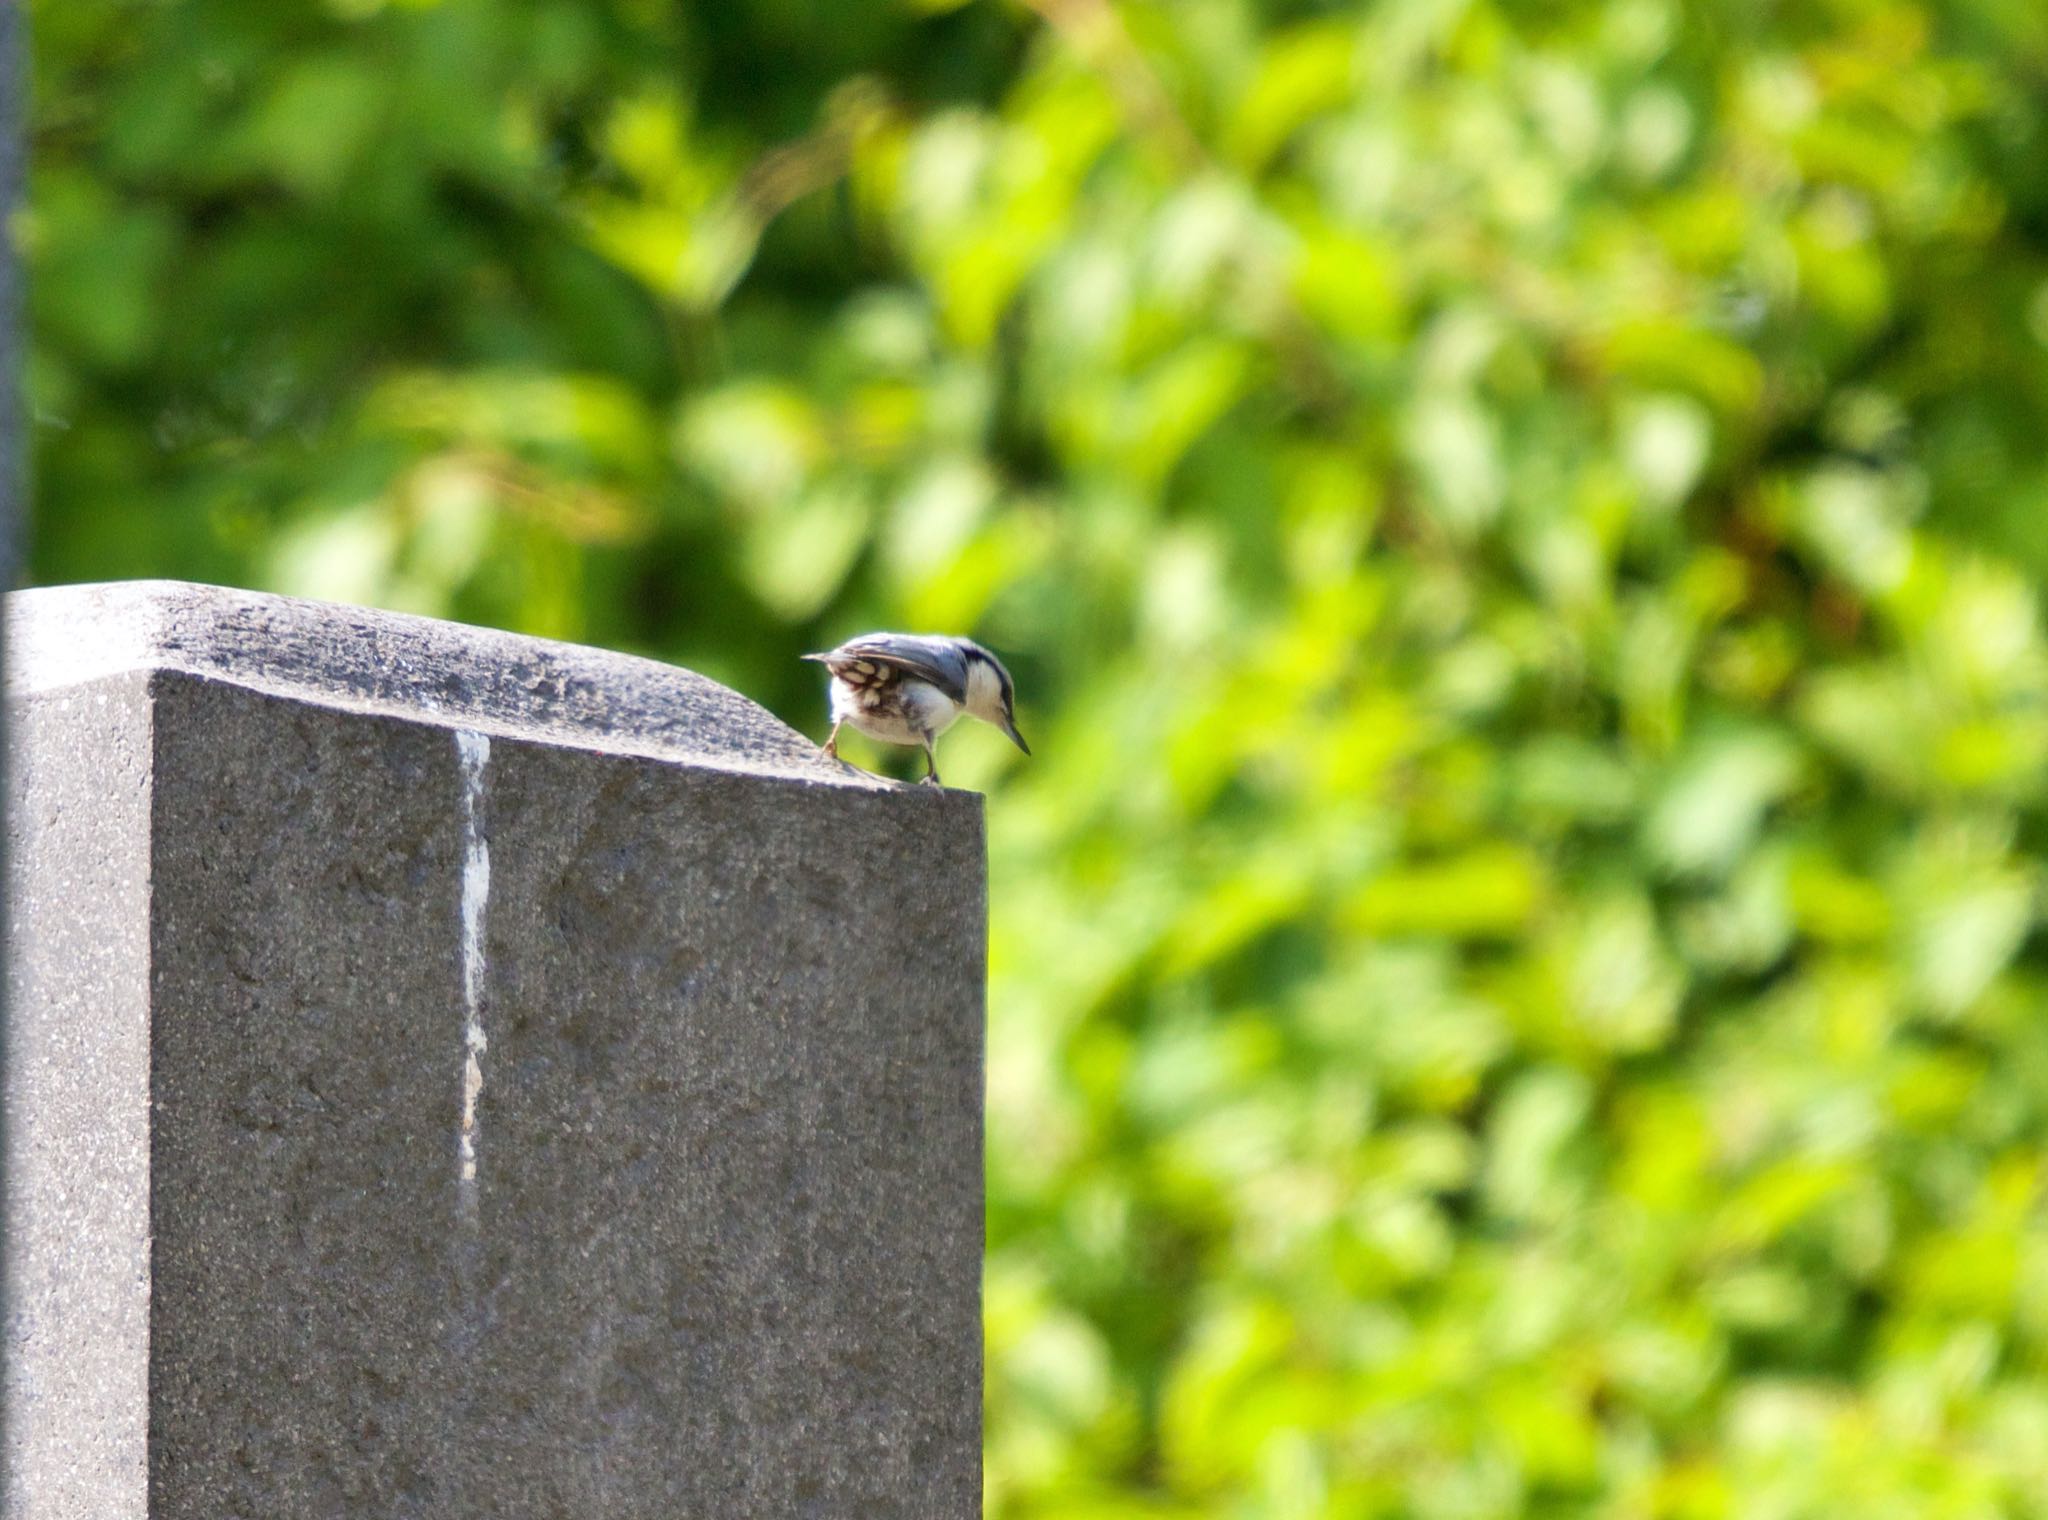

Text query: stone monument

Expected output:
[3,580,985,1518]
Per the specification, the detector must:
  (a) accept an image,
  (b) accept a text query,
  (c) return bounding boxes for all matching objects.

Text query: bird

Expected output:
[803,633,1030,787]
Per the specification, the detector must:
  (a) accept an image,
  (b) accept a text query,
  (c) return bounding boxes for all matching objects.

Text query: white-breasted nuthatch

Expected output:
[803,632,1030,786]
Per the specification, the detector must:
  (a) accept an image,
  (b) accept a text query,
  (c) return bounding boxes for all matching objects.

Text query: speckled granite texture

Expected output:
[3,582,985,1519]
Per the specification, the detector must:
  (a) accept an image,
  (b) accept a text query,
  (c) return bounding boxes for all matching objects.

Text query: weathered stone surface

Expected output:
[4,581,985,1519]
[5,580,876,782]
[3,670,154,1520]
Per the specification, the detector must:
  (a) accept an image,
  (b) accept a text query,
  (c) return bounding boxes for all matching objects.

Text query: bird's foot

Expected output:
[822,739,838,760]
[919,774,943,787]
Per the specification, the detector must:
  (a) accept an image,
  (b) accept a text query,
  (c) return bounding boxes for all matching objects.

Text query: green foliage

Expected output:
[26,0,2048,1511]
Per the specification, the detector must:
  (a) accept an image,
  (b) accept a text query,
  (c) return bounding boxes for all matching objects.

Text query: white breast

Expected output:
[833,674,963,747]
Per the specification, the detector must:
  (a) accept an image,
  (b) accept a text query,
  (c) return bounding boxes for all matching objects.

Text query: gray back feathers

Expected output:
[807,633,998,707]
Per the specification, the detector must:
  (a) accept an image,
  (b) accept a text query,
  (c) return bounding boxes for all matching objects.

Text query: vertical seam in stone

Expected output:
[455,730,491,1220]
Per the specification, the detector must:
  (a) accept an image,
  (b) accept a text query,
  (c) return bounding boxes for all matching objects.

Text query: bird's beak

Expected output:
[1005,718,1031,756]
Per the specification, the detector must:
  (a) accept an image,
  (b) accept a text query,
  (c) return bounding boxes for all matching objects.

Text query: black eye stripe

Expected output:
[965,644,1015,707]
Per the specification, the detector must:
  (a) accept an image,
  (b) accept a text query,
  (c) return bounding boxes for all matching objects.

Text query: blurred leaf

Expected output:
[1643,729,1803,879]
[229,54,390,199]
[1345,845,1543,939]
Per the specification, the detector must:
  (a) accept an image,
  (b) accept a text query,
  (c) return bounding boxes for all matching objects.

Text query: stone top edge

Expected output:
[4,580,909,792]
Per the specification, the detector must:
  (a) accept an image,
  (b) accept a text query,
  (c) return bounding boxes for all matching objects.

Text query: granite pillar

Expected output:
[2,581,985,1518]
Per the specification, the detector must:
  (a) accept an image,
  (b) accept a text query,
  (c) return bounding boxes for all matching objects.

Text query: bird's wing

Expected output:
[811,634,969,704]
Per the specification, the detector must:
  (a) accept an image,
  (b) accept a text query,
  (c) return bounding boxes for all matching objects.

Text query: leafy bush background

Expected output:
[25,0,2048,1512]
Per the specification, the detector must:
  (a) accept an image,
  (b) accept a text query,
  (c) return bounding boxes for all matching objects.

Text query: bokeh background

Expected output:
[22,0,2048,1513]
